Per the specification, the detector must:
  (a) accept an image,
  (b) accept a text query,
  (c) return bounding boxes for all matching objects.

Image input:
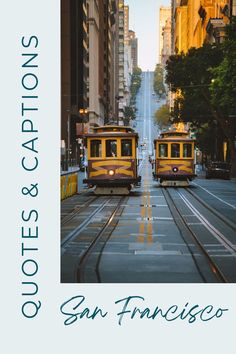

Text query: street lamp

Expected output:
[79,108,88,134]
[79,108,88,115]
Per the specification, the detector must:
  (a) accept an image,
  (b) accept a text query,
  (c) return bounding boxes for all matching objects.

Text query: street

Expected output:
[61,72,236,283]
[135,71,162,154]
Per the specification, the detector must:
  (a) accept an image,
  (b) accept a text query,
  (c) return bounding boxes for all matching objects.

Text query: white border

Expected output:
[1,1,236,353]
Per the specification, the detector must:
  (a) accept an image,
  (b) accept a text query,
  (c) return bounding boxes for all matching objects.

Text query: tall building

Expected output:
[159,6,171,63]
[161,17,172,65]
[102,0,118,124]
[124,5,129,45]
[129,30,138,68]
[171,0,181,54]
[61,0,120,170]
[173,0,188,54]
[172,0,230,54]
[87,0,101,128]
[61,0,89,169]
[87,0,118,126]
[118,0,125,124]
[110,0,120,123]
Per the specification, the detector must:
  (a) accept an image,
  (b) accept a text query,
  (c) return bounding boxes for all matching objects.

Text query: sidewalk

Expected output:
[61,166,80,174]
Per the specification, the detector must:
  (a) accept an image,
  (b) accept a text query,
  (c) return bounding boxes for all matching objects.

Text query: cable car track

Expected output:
[61,196,127,283]
[77,196,127,283]
[186,187,236,232]
[61,197,114,252]
[61,195,99,226]
[181,189,236,254]
[162,187,229,283]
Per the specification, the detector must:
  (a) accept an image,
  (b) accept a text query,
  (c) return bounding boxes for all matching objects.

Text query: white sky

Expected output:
[125,0,171,71]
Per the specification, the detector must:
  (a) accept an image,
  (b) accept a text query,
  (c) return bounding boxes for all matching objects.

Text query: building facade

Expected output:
[124,5,129,45]
[172,0,231,54]
[161,17,172,65]
[117,0,125,124]
[87,0,101,128]
[61,0,89,169]
[128,30,138,68]
[61,0,120,170]
[159,6,171,63]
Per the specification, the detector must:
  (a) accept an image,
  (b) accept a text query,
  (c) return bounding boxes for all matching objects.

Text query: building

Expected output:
[61,0,120,170]
[101,0,118,124]
[170,0,234,162]
[117,0,125,124]
[159,6,171,63]
[172,0,231,54]
[173,0,188,54]
[87,0,119,127]
[87,1,101,128]
[128,30,138,68]
[61,0,89,169]
[124,5,129,45]
[171,0,181,54]
[161,17,172,65]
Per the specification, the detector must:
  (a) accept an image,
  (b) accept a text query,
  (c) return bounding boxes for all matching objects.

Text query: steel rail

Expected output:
[61,195,99,226]
[181,189,236,254]
[77,196,127,283]
[187,187,236,232]
[61,197,112,251]
[162,187,228,283]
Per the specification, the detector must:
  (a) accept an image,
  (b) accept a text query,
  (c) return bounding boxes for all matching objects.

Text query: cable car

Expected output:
[83,125,141,194]
[153,124,196,186]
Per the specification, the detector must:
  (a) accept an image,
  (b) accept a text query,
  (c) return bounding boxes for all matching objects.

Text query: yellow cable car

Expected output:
[83,126,141,194]
[153,125,196,187]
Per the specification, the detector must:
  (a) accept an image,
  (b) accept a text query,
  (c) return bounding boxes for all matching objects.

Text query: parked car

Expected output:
[205,161,231,180]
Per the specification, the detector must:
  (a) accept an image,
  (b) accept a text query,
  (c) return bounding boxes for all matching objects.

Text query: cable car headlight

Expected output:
[108,169,115,176]
[172,167,178,173]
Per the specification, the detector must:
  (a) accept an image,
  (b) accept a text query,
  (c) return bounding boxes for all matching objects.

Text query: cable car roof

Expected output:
[154,130,195,141]
[93,125,135,133]
[84,125,139,137]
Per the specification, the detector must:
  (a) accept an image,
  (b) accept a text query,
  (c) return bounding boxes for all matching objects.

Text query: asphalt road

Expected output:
[61,72,236,283]
[135,71,163,156]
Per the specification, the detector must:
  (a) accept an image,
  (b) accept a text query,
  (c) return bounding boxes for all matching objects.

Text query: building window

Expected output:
[121,139,132,156]
[171,143,180,158]
[90,140,102,157]
[183,143,192,158]
[159,143,168,157]
[106,140,117,157]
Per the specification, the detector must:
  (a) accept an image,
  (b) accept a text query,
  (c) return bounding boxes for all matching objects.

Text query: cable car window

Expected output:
[183,143,192,158]
[171,143,180,158]
[121,139,132,156]
[90,140,102,157]
[159,143,168,157]
[106,140,117,157]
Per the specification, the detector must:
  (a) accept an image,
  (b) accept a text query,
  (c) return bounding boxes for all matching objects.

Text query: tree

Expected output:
[153,64,166,96]
[130,67,142,105]
[210,17,236,173]
[123,106,136,126]
[123,67,142,126]
[154,104,171,130]
[166,36,236,175]
[166,44,223,126]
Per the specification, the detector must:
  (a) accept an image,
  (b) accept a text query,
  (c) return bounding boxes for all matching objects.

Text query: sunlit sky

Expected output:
[125,0,171,71]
